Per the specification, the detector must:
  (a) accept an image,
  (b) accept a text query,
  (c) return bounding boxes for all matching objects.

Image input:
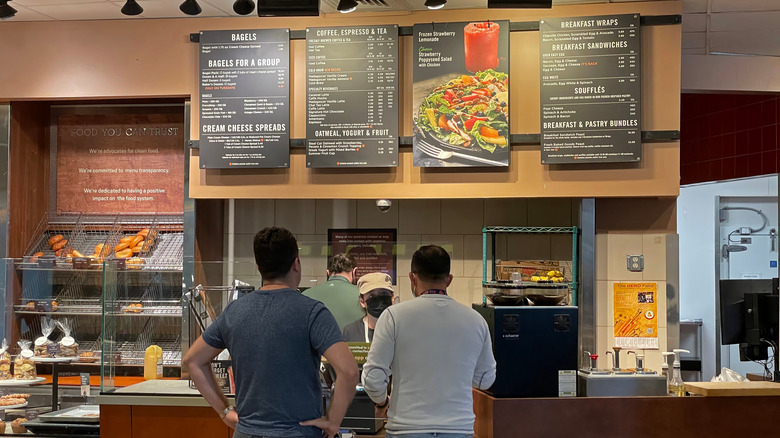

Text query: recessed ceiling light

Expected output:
[337,0,358,13]
[424,0,446,9]
[120,0,143,16]
[233,0,255,15]
[179,0,202,15]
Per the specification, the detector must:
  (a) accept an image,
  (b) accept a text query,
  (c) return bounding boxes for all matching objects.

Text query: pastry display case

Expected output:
[101,260,258,393]
[3,213,184,380]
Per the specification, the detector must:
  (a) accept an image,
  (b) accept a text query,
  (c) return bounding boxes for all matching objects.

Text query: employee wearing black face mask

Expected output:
[342,273,394,343]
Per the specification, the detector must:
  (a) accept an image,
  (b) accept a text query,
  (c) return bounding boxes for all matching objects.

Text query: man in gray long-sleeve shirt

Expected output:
[362,245,496,438]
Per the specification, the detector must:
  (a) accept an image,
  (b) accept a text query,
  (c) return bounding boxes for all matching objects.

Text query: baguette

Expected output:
[120,236,135,244]
[71,250,85,258]
[52,239,68,251]
[137,228,150,238]
[114,242,130,252]
[115,248,133,258]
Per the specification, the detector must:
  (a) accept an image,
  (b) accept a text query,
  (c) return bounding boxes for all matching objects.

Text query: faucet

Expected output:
[612,346,622,371]
[605,350,616,371]
[626,351,644,373]
[583,351,598,371]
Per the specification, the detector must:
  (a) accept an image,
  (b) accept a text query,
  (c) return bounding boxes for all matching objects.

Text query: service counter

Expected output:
[473,388,780,438]
[97,380,234,438]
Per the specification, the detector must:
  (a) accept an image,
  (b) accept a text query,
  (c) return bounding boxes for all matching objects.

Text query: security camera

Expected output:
[376,199,392,213]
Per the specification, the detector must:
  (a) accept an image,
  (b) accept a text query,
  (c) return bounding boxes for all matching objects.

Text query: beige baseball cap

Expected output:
[358,272,394,295]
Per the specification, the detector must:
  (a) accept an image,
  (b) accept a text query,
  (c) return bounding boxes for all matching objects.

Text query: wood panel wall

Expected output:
[0,2,683,200]
[9,101,51,258]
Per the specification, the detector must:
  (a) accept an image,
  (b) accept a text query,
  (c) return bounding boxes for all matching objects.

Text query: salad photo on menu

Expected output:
[415,69,508,153]
[413,21,510,167]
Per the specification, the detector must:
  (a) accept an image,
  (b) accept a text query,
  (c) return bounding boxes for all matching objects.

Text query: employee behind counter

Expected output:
[318,273,395,434]
[342,273,396,343]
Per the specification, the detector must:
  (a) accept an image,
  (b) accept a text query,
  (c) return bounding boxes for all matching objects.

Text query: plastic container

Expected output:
[144,345,163,380]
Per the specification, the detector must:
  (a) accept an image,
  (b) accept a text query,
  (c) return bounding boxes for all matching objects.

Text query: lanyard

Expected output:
[421,289,447,296]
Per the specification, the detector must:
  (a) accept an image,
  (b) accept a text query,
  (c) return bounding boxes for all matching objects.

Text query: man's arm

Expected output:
[472,322,497,390]
[362,311,395,404]
[300,342,359,437]
[183,337,237,428]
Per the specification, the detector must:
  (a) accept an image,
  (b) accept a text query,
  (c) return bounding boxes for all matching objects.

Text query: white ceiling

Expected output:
[682,0,780,56]
[2,0,653,22]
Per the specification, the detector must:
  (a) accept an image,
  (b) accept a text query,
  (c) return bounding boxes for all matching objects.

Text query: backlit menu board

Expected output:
[199,29,290,169]
[540,14,641,164]
[412,21,510,168]
[306,25,399,168]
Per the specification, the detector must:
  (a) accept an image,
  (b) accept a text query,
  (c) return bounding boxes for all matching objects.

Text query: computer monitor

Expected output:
[719,278,779,362]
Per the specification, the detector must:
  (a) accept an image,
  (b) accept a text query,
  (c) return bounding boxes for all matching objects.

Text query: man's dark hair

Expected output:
[411,245,451,282]
[253,227,299,280]
[328,253,357,274]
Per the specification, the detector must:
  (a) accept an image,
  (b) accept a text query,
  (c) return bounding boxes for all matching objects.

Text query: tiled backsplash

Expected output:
[224,198,579,306]
[224,199,676,372]
[596,233,673,374]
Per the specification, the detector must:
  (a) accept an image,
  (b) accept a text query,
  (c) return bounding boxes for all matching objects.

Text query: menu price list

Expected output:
[540,14,641,164]
[199,29,290,169]
[306,25,399,168]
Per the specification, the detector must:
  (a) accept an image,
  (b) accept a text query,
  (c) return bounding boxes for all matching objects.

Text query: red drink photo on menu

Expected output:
[464,22,500,73]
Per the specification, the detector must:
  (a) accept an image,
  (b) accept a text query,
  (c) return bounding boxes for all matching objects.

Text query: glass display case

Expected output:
[101,260,260,393]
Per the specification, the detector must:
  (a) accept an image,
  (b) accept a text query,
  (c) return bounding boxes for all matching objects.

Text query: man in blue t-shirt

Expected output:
[184,227,359,438]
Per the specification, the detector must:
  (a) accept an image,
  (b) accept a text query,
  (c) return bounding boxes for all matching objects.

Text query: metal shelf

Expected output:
[483,226,577,234]
[482,226,579,305]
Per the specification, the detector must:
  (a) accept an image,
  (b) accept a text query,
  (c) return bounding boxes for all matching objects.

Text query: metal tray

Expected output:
[38,405,100,423]
[22,417,100,436]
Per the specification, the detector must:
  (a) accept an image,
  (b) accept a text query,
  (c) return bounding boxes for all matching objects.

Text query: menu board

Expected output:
[199,29,290,169]
[328,229,397,282]
[540,14,641,164]
[412,21,510,168]
[306,25,399,168]
[56,112,184,214]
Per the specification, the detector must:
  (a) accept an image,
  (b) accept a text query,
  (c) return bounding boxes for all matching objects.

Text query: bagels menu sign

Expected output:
[56,111,184,214]
[199,29,291,169]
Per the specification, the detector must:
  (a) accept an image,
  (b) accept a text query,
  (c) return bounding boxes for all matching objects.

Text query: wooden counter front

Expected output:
[101,405,233,438]
[473,389,780,438]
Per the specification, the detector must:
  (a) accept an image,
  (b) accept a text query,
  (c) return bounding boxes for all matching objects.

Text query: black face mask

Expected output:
[365,295,392,318]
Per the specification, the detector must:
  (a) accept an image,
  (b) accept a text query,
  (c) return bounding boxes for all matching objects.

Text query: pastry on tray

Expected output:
[10,418,27,434]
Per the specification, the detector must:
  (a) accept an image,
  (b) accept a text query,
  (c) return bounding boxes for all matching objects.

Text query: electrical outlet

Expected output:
[741,237,752,244]
[626,255,644,272]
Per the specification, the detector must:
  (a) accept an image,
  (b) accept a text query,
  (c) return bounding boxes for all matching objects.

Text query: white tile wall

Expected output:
[228,199,579,308]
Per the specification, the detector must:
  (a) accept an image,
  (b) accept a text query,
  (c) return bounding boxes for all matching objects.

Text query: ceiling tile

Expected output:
[12,0,103,6]
[711,29,780,56]
[682,0,708,14]
[682,13,707,32]
[682,31,705,49]
[682,47,706,56]
[710,11,780,32]
[200,0,235,15]
[26,2,128,20]
[712,0,780,13]
[114,0,231,18]
[1,3,57,20]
